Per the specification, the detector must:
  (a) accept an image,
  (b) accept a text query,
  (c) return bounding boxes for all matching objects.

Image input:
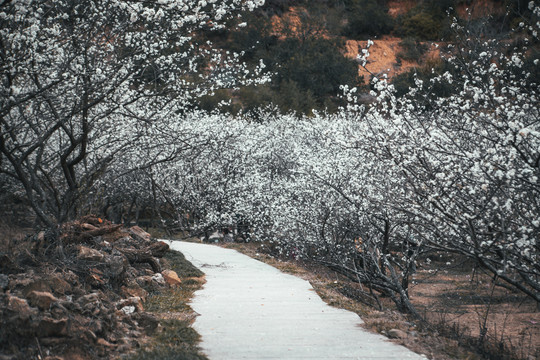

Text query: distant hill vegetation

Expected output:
[197,0,536,115]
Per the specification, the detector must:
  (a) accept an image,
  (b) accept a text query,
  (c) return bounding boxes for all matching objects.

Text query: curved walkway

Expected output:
[170,241,426,360]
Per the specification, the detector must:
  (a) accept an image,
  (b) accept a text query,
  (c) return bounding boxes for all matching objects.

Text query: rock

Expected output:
[161,269,182,286]
[120,305,136,315]
[62,270,80,286]
[77,292,101,308]
[116,297,144,313]
[104,254,128,278]
[148,241,169,257]
[7,295,37,320]
[387,329,408,339]
[151,273,166,286]
[36,317,68,337]
[121,285,148,301]
[97,338,115,348]
[27,290,58,310]
[47,275,72,295]
[128,226,151,243]
[125,266,140,279]
[0,274,8,290]
[57,297,82,312]
[81,223,98,231]
[134,312,159,334]
[50,302,69,317]
[135,275,153,288]
[87,268,106,286]
[78,245,104,261]
[9,272,34,289]
[22,278,52,296]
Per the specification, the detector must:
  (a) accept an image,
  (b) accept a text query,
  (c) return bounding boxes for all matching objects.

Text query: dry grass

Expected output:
[410,255,539,360]
[0,220,32,253]
[126,249,208,360]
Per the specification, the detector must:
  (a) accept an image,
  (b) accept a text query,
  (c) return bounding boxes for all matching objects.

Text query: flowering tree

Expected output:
[149,4,539,309]
[0,0,265,227]
[356,9,539,303]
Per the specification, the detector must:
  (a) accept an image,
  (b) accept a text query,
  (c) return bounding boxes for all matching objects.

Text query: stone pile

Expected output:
[0,215,181,359]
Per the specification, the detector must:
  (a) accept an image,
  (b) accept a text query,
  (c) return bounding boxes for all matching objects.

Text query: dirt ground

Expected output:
[410,256,539,359]
[225,242,539,360]
[344,37,436,84]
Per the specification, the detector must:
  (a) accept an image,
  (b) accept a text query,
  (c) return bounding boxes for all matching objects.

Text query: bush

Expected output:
[272,80,319,115]
[400,12,442,40]
[236,85,277,114]
[273,37,360,101]
[227,12,360,114]
[342,0,394,38]
[396,0,455,40]
[396,37,429,62]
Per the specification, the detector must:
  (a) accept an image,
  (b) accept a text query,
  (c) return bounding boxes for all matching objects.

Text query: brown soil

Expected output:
[344,36,440,84]
[456,0,507,19]
[410,257,539,359]
[225,242,539,360]
[388,0,507,20]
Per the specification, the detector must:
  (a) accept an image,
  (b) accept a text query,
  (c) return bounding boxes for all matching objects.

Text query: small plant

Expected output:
[127,319,207,360]
[342,0,394,38]
[396,38,429,62]
[128,250,206,359]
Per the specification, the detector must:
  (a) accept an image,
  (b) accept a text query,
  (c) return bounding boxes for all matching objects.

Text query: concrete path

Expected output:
[169,241,426,360]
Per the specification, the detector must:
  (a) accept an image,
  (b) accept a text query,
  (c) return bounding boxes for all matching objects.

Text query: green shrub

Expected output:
[272,80,319,115]
[236,85,276,114]
[274,37,359,101]
[396,0,455,40]
[396,37,429,62]
[226,6,361,114]
[400,12,443,40]
[342,0,394,38]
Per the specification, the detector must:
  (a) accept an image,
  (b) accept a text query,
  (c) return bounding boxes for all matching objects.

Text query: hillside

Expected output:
[199,0,527,114]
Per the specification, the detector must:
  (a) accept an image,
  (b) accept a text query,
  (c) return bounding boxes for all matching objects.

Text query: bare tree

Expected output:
[0,0,265,227]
